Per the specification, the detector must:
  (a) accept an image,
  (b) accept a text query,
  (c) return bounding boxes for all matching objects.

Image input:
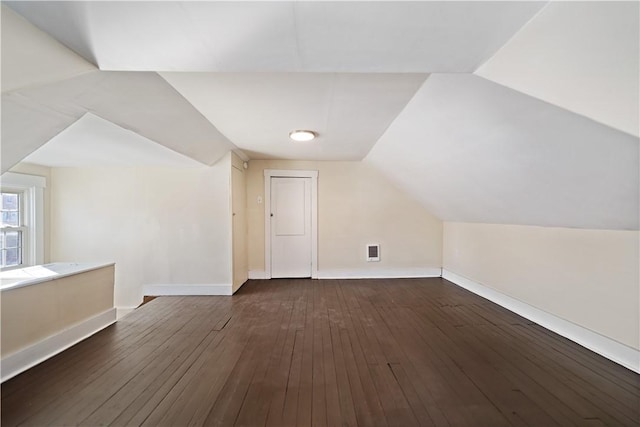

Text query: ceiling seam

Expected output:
[472,1,552,75]
[361,73,432,162]
[323,74,337,147]
[1,69,99,96]
[178,2,220,71]
[156,72,240,156]
[472,73,640,140]
[291,1,304,71]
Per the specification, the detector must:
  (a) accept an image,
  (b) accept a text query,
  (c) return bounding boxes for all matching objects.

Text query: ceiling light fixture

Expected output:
[289,130,317,142]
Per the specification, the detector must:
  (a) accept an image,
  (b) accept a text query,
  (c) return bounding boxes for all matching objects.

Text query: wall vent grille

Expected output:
[367,244,380,262]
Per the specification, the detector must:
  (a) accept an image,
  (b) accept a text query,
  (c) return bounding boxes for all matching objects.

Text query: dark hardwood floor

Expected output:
[2,278,639,426]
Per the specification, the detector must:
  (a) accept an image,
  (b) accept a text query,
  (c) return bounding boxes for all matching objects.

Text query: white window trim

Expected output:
[263,169,318,279]
[1,188,29,268]
[1,172,45,269]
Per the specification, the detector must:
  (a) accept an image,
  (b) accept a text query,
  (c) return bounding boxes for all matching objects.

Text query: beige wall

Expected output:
[50,157,232,308]
[7,162,52,263]
[1,265,114,357]
[231,152,248,292]
[443,222,639,350]
[247,160,442,275]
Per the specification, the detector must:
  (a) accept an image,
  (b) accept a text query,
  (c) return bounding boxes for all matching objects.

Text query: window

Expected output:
[1,191,26,268]
[0,172,45,270]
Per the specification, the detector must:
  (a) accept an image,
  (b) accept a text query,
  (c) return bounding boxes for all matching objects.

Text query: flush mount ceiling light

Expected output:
[289,130,317,142]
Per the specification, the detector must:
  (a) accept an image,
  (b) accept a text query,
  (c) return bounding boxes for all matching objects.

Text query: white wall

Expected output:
[443,222,639,351]
[50,156,232,309]
[247,160,442,278]
[231,152,248,292]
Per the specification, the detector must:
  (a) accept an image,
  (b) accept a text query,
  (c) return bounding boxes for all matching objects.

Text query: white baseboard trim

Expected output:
[1,308,117,382]
[143,284,232,296]
[249,268,441,280]
[442,269,640,373]
[248,270,268,280]
[116,306,138,319]
[317,267,442,280]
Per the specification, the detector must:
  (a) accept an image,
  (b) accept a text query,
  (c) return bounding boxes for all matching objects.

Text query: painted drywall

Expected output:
[22,113,206,168]
[1,4,96,93]
[161,72,428,161]
[2,71,235,174]
[7,163,52,263]
[7,1,544,72]
[231,152,248,292]
[1,265,114,357]
[443,222,639,350]
[247,160,442,276]
[477,1,639,137]
[50,156,232,309]
[365,73,639,231]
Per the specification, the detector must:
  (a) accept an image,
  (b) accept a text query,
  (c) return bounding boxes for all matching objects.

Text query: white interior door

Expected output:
[270,177,312,278]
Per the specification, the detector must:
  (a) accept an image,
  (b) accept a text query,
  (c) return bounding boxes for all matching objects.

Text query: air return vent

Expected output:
[366,244,380,262]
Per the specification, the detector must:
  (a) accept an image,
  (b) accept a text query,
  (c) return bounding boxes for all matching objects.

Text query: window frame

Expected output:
[0,172,45,271]
[1,189,28,268]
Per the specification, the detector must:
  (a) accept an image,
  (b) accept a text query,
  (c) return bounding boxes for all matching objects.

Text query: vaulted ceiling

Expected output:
[2,1,638,230]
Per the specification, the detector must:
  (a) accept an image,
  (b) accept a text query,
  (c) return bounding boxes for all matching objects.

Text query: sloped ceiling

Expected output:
[2,1,638,231]
[1,4,235,172]
[2,71,235,171]
[160,72,428,160]
[23,113,205,168]
[365,74,638,230]
[0,5,96,92]
[477,1,639,137]
[5,1,545,72]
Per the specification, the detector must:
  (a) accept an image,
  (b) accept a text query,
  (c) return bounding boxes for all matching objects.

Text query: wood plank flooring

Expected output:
[2,278,639,426]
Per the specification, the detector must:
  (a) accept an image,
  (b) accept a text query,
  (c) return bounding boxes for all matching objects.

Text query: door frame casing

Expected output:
[264,169,318,279]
